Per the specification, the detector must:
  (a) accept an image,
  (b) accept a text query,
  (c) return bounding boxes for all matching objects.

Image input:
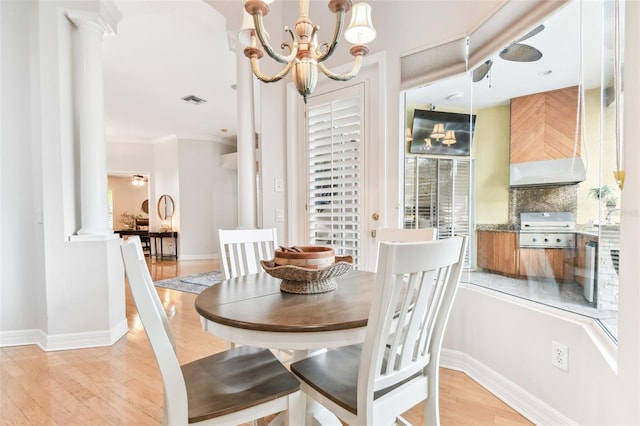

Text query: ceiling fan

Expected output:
[472,24,545,82]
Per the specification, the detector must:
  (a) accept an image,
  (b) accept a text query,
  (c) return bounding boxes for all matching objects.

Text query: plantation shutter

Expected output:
[307,86,363,267]
[404,157,473,268]
[437,159,471,240]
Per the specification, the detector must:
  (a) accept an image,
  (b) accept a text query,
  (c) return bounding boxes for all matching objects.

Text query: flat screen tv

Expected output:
[409,109,476,156]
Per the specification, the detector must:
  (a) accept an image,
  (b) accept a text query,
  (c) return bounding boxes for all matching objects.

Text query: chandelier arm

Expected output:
[317,45,368,81]
[253,14,297,64]
[248,55,296,83]
[314,9,346,63]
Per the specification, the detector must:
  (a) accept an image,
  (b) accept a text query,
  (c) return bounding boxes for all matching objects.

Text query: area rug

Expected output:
[154,271,223,294]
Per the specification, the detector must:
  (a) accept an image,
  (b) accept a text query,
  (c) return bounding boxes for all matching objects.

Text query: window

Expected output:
[107,189,113,229]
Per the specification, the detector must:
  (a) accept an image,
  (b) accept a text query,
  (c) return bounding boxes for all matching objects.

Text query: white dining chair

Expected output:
[218,228,278,280]
[217,228,293,359]
[121,236,303,425]
[291,236,467,426]
[375,227,438,268]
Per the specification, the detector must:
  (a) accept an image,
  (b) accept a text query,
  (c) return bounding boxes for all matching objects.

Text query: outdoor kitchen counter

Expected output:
[476,226,576,281]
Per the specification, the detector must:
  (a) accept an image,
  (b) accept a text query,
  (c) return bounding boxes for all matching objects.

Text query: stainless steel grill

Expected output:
[519,212,576,248]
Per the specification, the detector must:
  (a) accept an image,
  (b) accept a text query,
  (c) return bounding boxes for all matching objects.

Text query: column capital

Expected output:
[66,10,115,39]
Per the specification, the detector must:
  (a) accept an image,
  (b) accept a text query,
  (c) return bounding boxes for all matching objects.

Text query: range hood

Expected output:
[510,157,586,187]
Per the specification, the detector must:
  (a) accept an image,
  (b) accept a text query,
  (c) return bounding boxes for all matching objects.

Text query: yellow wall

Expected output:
[472,104,511,224]
[577,89,621,224]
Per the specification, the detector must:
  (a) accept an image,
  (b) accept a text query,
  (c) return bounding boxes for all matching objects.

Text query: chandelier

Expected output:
[131,174,145,186]
[241,0,376,103]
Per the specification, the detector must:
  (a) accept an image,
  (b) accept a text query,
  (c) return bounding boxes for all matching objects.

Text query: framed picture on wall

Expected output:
[409,109,476,156]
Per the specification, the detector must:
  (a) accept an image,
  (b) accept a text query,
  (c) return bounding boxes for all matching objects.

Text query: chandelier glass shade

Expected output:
[240,0,376,102]
[430,122,445,140]
[442,130,457,146]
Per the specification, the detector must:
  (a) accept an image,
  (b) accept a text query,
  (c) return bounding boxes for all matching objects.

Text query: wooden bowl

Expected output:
[274,246,335,270]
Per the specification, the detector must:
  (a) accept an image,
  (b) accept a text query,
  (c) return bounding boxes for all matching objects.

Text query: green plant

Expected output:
[589,185,617,206]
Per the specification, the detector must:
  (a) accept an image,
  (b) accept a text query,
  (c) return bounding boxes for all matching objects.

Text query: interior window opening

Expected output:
[401,0,623,342]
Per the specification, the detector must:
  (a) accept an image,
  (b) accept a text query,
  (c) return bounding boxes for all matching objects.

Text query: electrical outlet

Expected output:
[552,340,569,371]
[274,178,284,193]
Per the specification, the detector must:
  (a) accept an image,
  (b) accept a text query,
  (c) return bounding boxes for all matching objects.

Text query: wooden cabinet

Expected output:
[477,231,519,276]
[518,248,575,281]
[478,230,575,280]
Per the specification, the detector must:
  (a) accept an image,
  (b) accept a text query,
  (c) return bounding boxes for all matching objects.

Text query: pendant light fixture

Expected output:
[239,0,376,103]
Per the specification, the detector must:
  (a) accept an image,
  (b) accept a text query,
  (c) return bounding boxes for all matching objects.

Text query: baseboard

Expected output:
[0,319,129,352]
[440,348,577,426]
[0,329,43,348]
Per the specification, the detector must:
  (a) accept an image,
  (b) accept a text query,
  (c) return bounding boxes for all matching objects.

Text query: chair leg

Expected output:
[424,364,440,426]
[395,416,412,426]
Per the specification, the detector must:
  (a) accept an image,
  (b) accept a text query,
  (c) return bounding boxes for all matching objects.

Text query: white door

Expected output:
[288,78,383,271]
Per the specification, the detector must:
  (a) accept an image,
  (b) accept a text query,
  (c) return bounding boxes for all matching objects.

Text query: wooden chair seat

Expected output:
[183,346,300,423]
[291,344,426,417]
[292,344,362,414]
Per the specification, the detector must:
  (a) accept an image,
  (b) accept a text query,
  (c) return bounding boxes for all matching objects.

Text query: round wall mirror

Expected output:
[157,195,175,221]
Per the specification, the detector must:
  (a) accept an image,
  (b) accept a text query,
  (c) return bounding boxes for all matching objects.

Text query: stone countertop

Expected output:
[476,224,615,238]
[476,224,519,232]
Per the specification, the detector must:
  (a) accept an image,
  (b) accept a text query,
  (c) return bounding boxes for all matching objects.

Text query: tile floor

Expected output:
[462,271,618,339]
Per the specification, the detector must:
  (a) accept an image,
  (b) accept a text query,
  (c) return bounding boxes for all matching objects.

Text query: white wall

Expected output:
[106,136,237,259]
[1,0,127,349]
[107,141,154,173]
[1,0,42,332]
[177,138,237,259]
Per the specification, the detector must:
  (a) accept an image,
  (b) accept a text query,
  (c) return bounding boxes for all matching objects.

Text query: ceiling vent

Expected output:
[181,95,207,105]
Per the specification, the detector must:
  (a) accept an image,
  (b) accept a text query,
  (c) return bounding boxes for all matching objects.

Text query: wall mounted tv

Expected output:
[409,109,476,156]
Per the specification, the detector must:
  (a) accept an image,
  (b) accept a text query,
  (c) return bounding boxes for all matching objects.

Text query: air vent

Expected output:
[181,95,207,105]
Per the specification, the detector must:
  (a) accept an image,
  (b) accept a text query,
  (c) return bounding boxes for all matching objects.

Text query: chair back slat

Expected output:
[362,236,467,397]
[120,237,188,423]
[218,228,278,280]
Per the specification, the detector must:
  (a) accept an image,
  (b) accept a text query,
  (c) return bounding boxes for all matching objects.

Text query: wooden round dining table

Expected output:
[194,269,376,357]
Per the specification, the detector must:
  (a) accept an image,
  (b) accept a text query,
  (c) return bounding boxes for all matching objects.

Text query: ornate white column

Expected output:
[66,11,115,236]
[236,46,257,229]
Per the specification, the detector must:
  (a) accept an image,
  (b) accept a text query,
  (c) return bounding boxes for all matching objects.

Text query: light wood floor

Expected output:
[0,257,533,425]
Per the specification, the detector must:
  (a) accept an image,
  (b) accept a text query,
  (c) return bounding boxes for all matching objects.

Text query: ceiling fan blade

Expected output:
[472,60,493,82]
[499,44,543,62]
[514,24,545,44]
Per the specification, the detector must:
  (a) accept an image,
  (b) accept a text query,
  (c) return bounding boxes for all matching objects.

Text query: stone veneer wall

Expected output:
[508,185,579,224]
[597,224,620,311]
